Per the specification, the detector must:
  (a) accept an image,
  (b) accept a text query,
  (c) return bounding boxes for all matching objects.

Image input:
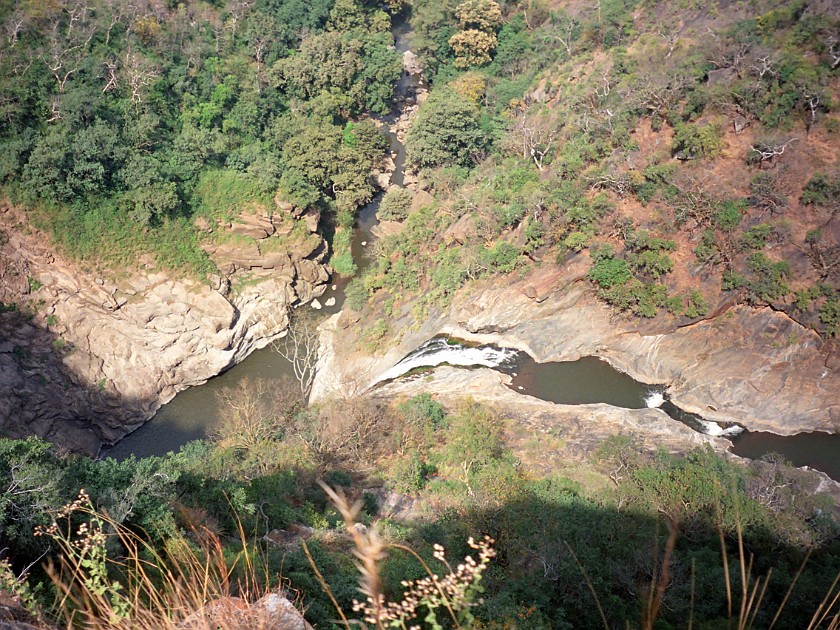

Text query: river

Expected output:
[102,16,840,482]
[102,15,417,461]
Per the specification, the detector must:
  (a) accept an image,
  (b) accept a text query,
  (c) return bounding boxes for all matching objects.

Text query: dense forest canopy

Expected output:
[0,0,398,272]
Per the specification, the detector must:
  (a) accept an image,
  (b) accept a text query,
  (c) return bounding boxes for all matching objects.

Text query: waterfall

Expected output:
[374,338,518,384]
[644,391,665,408]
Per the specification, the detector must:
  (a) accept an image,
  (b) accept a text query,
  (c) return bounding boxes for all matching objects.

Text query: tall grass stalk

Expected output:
[36,490,295,629]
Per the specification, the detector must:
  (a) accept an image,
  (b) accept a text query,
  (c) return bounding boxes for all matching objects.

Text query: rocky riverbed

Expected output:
[313,259,840,438]
[0,201,330,454]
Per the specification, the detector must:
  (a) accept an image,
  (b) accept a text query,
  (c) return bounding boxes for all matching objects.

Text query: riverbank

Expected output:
[313,261,839,437]
[0,201,330,454]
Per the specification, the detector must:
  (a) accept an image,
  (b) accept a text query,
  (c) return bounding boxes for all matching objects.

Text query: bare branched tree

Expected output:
[750,54,777,88]
[102,57,118,93]
[705,31,750,76]
[122,49,158,104]
[37,0,96,122]
[300,397,389,468]
[634,74,688,120]
[3,9,26,48]
[510,105,560,171]
[671,174,718,229]
[802,89,822,134]
[588,169,633,197]
[658,27,681,59]
[544,15,578,57]
[749,137,798,168]
[213,377,301,453]
[804,231,840,281]
[272,307,321,399]
[828,35,840,70]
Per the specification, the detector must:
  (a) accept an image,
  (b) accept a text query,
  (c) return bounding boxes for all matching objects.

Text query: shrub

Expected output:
[378,187,413,221]
[801,173,840,206]
[820,298,840,337]
[563,231,590,252]
[742,252,791,303]
[480,241,521,273]
[343,277,369,311]
[715,200,745,231]
[685,290,710,318]
[672,122,725,159]
[589,255,632,289]
[738,224,772,251]
[397,393,447,432]
[331,228,357,276]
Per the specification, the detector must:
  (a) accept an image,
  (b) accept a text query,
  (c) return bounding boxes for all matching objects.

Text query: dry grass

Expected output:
[304,481,496,630]
[35,490,303,630]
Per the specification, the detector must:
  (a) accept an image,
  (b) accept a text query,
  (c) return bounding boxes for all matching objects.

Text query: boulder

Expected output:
[403,50,423,75]
[179,593,313,630]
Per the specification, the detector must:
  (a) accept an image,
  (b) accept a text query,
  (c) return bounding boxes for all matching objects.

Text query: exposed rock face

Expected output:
[313,263,840,436]
[180,593,313,630]
[0,204,329,454]
[375,366,731,460]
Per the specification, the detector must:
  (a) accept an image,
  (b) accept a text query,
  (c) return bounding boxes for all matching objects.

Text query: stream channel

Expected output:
[102,17,840,481]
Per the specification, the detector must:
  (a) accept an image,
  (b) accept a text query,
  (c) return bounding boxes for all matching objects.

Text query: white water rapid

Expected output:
[696,419,745,437]
[644,391,665,408]
[373,337,518,385]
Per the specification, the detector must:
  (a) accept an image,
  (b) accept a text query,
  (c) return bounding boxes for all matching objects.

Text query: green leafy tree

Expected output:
[455,0,502,31]
[406,88,487,168]
[449,29,498,67]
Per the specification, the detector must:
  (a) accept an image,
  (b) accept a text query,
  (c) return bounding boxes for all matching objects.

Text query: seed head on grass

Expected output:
[316,481,496,629]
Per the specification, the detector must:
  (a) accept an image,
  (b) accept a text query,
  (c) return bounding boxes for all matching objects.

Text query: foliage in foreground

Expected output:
[1,391,839,628]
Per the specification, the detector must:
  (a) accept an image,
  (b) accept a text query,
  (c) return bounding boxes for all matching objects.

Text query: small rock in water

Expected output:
[512,372,518,377]
[518,386,524,390]
[311,299,322,310]
[331,284,337,291]
[325,297,336,307]
[361,241,367,246]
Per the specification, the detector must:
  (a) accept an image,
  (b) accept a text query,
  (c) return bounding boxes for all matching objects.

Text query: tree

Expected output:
[455,0,502,31]
[213,377,301,451]
[406,88,487,169]
[449,29,497,67]
[509,105,560,171]
[0,438,64,557]
[272,308,321,398]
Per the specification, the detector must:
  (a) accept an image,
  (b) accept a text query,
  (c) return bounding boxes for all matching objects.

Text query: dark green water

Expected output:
[502,355,661,409]
[731,431,840,480]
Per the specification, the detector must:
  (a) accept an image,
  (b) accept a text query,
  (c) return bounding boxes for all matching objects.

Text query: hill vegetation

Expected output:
[1,0,840,628]
[347,0,840,340]
[1,388,839,628]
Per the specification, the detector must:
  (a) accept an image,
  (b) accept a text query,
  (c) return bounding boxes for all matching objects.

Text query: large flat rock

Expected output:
[313,264,839,436]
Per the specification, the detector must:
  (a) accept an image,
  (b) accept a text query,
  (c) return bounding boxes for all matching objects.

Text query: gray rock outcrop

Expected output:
[313,263,840,437]
[0,203,329,454]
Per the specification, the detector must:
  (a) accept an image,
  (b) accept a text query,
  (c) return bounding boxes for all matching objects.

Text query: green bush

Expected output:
[819,298,840,337]
[343,277,369,311]
[672,122,725,159]
[685,290,710,318]
[726,253,791,304]
[738,224,772,251]
[397,393,448,432]
[563,231,590,252]
[378,187,414,221]
[480,242,521,273]
[801,173,840,206]
[715,200,745,231]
